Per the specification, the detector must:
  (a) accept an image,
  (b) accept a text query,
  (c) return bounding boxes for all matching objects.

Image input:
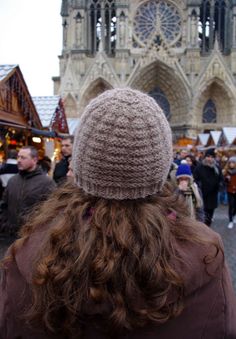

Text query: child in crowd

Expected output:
[176,164,204,222]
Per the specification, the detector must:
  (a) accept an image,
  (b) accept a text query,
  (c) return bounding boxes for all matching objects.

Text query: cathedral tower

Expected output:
[53,0,236,140]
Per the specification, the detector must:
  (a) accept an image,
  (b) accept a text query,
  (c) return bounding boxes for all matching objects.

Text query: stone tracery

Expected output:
[133,0,182,47]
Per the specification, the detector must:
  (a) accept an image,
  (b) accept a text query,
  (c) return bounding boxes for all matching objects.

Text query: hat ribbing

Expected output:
[229,156,236,163]
[176,164,192,179]
[72,88,173,200]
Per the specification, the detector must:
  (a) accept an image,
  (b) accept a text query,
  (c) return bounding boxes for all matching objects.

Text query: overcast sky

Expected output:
[0,0,62,96]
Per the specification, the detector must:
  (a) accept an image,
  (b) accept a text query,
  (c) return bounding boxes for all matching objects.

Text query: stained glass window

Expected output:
[202,99,217,123]
[133,0,182,47]
[149,87,171,120]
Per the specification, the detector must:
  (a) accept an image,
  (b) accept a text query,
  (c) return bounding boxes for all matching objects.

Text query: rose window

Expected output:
[133,0,182,47]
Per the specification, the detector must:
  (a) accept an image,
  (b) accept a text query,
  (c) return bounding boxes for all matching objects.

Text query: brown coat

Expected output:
[0,222,236,339]
[224,171,236,194]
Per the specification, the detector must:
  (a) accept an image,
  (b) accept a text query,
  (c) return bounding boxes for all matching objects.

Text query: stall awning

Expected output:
[31,128,56,137]
[0,119,28,130]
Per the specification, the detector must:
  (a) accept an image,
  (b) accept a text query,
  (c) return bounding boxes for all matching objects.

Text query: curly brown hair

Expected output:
[5,181,220,337]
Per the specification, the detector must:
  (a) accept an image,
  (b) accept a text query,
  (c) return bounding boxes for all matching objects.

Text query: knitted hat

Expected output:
[229,156,236,163]
[205,148,216,158]
[176,164,192,179]
[72,88,173,200]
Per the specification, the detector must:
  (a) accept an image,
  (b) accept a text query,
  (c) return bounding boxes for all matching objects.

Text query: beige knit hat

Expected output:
[72,88,173,199]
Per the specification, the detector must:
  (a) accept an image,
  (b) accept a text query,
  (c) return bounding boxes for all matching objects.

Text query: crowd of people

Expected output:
[0,88,235,338]
[173,147,236,228]
[0,135,74,239]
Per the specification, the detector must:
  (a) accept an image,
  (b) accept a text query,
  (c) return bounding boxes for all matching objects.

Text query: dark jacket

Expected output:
[0,167,56,235]
[53,156,70,184]
[0,222,236,338]
[0,159,18,188]
[193,163,223,209]
[0,159,18,199]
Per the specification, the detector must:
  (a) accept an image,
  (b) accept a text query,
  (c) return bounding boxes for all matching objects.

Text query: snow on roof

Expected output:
[210,130,222,146]
[197,133,210,146]
[33,96,60,128]
[67,118,80,135]
[0,64,17,82]
[222,127,236,145]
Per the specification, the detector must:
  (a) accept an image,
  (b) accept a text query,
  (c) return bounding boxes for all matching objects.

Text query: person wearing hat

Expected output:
[175,163,204,222]
[193,148,223,226]
[0,89,235,338]
[223,156,236,229]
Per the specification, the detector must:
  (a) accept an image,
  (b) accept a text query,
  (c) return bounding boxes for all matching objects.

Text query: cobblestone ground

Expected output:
[0,204,235,291]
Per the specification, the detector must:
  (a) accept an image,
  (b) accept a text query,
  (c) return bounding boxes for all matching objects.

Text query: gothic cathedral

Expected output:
[53,0,236,141]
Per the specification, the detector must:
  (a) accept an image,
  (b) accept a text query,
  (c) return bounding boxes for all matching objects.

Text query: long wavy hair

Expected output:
[5,181,220,337]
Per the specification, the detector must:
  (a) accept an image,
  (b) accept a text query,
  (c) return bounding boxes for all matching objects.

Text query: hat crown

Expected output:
[229,156,236,163]
[176,164,192,178]
[72,88,173,199]
[205,148,215,158]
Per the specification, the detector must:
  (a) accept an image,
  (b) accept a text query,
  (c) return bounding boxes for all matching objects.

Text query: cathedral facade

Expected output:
[53,0,236,141]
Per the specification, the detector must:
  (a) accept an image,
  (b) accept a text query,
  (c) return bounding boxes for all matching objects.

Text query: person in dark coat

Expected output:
[0,149,18,200]
[0,89,236,338]
[53,136,74,184]
[0,146,56,237]
[193,148,223,226]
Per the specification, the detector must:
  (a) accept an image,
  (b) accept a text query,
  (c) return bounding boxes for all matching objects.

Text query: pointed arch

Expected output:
[64,93,77,118]
[129,60,191,124]
[194,79,235,124]
[199,0,231,54]
[87,0,116,55]
[79,77,113,114]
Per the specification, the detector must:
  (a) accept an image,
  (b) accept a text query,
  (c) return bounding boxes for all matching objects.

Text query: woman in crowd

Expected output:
[223,156,236,229]
[0,88,235,338]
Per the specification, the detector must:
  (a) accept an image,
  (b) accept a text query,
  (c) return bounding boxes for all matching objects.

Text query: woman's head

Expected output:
[72,88,173,200]
[228,156,236,168]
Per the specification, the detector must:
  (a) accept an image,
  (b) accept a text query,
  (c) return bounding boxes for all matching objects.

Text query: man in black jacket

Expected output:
[53,136,74,184]
[193,148,223,226]
[0,146,56,237]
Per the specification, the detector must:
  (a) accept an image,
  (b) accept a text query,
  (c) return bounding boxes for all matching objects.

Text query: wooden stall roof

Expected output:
[0,64,42,129]
[33,96,69,134]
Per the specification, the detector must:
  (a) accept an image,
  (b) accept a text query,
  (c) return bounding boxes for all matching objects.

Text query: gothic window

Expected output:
[202,99,217,123]
[133,0,182,48]
[88,0,116,56]
[199,0,231,54]
[149,87,171,120]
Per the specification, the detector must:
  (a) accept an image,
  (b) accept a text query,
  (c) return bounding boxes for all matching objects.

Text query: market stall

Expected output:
[0,64,42,162]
